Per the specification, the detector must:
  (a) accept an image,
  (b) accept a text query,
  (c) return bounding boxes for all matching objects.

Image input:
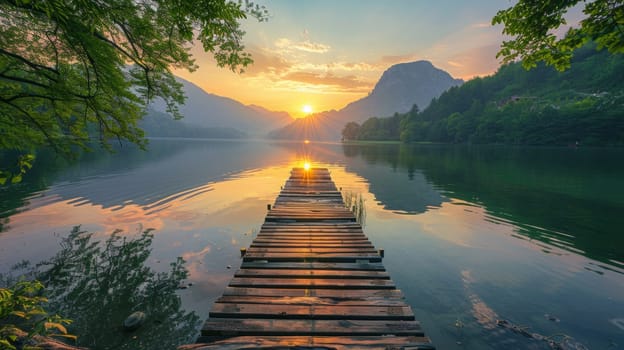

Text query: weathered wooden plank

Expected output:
[234,269,389,279]
[254,235,368,240]
[254,237,369,242]
[261,223,362,228]
[249,244,374,249]
[271,203,349,208]
[265,215,354,219]
[290,170,331,174]
[222,287,404,299]
[277,194,343,198]
[251,239,372,244]
[209,303,415,320]
[282,182,334,185]
[228,277,395,289]
[251,237,374,243]
[265,218,357,223]
[261,223,359,227]
[267,211,354,215]
[259,229,365,233]
[276,198,340,201]
[288,174,333,178]
[258,230,368,236]
[276,194,339,198]
[269,206,351,211]
[201,319,424,337]
[244,248,378,254]
[266,211,354,216]
[277,193,338,196]
[274,200,344,203]
[257,233,366,238]
[239,261,386,271]
[286,179,336,182]
[284,186,337,191]
[250,243,374,248]
[270,205,350,209]
[245,247,378,254]
[266,215,355,219]
[274,199,344,204]
[267,211,354,216]
[258,230,365,234]
[215,295,408,307]
[289,173,331,177]
[242,252,382,262]
[252,238,371,243]
[184,336,434,350]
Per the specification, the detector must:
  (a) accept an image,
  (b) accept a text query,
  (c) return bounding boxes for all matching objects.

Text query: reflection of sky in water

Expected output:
[1,140,623,349]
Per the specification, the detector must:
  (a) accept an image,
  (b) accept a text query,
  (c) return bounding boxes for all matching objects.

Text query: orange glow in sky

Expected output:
[173,2,508,117]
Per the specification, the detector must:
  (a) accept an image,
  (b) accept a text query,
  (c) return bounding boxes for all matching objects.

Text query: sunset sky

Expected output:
[172,0,511,118]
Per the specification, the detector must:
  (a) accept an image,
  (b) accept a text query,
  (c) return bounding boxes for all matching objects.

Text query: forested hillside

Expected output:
[140,109,246,139]
[343,45,624,146]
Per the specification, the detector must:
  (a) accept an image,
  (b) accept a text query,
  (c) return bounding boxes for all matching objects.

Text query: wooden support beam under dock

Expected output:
[189,168,434,349]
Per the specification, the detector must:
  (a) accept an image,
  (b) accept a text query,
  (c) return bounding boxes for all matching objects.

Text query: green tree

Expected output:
[0,0,267,158]
[493,0,623,70]
[341,121,361,141]
[1,280,74,349]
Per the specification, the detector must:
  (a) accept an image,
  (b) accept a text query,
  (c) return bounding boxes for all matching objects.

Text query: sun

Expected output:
[302,104,313,114]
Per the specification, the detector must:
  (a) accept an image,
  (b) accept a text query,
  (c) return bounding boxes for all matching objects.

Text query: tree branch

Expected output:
[0,48,59,77]
[3,99,63,154]
[1,93,65,103]
[0,72,52,90]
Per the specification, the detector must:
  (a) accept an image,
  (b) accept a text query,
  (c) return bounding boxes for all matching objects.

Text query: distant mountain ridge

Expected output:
[345,44,624,146]
[269,60,463,140]
[147,77,292,137]
[341,61,463,121]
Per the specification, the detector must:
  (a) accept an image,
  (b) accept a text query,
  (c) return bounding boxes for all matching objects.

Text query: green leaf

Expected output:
[50,334,78,341]
[44,322,67,334]
[0,339,17,350]
[9,311,27,318]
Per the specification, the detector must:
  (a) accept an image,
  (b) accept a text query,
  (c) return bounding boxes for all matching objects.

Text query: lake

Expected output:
[1,139,623,349]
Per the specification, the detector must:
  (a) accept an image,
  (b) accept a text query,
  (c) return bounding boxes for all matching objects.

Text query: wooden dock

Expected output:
[191,168,434,349]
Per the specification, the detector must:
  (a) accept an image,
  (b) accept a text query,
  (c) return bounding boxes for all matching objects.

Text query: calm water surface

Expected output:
[1,139,623,349]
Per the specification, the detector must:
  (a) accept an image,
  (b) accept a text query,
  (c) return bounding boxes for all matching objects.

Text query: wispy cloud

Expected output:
[295,40,331,53]
[379,54,420,66]
[471,22,492,28]
[282,71,371,91]
[442,43,502,79]
[275,38,331,54]
[245,46,292,76]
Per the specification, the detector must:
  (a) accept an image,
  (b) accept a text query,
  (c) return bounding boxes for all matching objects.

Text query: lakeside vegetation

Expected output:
[342,44,624,146]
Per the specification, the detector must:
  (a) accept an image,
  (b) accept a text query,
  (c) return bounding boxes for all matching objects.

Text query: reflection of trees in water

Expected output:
[341,143,624,272]
[34,227,199,349]
[0,141,194,233]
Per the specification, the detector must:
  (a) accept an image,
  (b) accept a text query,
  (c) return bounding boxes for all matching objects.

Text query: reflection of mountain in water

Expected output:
[31,140,292,209]
[341,144,447,214]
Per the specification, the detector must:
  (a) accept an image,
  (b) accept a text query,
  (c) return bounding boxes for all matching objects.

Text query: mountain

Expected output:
[140,108,246,139]
[340,60,463,122]
[269,60,463,140]
[349,44,624,146]
[148,77,293,137]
